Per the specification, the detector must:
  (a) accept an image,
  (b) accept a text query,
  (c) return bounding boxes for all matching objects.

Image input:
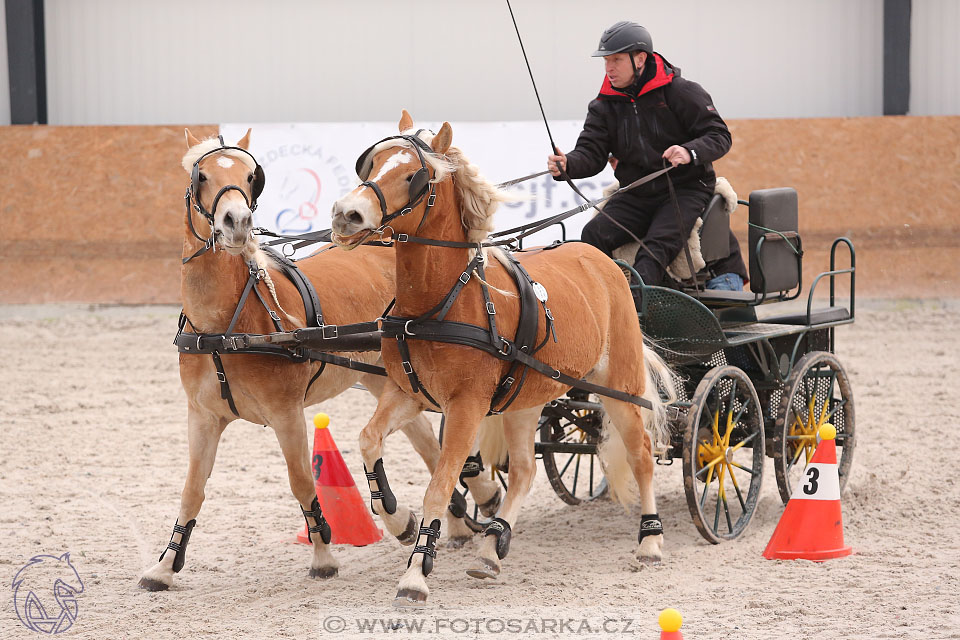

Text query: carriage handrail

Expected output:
[830,237,856,319]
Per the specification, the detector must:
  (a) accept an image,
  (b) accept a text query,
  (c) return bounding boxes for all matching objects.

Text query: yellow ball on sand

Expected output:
[658,608,682,632]
[313,413,330,429]
[819,423,836,440]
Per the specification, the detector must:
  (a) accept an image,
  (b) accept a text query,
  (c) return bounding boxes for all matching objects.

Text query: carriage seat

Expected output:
[609,177,739,280]
[686,187,802,306]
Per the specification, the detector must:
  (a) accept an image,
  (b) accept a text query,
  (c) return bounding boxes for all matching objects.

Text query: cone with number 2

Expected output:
[763,423,851,560]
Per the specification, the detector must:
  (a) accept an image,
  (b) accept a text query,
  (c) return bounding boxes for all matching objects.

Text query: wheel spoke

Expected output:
[724,461,748,512]
[729,461,755,475]
[722,491,734,534]
[699,471,711,509]
[713,490,722,532]
[572,454,581,498]
[729,429,759,453]
[559,453,577,478]
[589,454,596,497]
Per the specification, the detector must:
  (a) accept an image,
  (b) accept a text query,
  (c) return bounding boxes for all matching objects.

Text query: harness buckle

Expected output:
[216,371,227,383]
[503,376,515,389]
[269,310,281,322]
[222,336,243,350]
[322,324,338,339]
[402,361,414,375]
[196,335,203,351]
[404,320,417,336]
[400,207,413,216]
[458,272,471,285]
[498,340,513,357]
[427,192,437,207]
[551,369,561,380]
[485,301,496,315]
[397,233,409,243]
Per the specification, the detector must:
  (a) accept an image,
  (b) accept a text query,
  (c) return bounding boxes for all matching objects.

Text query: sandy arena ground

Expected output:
[2,300,959,639]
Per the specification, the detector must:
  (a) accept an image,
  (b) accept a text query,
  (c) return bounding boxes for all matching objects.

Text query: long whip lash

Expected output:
[503,0,665,263]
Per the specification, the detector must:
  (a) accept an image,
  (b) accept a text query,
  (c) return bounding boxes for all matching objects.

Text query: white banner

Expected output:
[219,121,616,254]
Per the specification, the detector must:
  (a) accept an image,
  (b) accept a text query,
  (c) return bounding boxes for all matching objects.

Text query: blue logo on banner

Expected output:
[12,553,84,634]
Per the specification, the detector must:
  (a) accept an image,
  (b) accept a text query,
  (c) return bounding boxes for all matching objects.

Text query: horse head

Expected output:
[182,128,264,255]
[330,110,456,249]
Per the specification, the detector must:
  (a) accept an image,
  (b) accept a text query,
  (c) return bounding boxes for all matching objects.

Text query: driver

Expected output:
[547,21,747,296]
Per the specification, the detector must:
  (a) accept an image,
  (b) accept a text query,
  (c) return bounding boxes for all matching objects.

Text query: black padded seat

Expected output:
[688,289,759,304]
[762,306,851,326]
[698,193,730,264]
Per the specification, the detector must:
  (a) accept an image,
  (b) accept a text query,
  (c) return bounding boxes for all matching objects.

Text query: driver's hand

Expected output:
[547,149,567,176]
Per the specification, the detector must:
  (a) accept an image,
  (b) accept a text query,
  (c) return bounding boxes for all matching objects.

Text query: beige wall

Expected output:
[1,116,957,304]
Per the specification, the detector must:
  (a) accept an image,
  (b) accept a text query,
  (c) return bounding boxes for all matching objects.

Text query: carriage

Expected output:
[457,185,857,544]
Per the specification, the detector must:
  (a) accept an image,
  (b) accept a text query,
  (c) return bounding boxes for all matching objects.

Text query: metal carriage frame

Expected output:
[485,189,859,544]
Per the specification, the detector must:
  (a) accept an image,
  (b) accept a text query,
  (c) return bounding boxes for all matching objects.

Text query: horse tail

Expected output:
[597,338,677,508]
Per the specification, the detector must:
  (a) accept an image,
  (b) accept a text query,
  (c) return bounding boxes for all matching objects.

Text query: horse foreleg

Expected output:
[467,407,540,580]
[394,400,487,608]
[601,398,663,564]
[272,412,339,578]
[138,409,227,591]
[358,381,423,544]
[397,414,476,548]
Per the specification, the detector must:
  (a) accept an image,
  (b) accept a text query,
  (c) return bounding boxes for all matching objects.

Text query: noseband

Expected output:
[353,132,438,238]
[183,135,266,264]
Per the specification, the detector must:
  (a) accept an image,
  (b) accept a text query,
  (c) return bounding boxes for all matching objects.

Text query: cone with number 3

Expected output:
[763,423,852,560]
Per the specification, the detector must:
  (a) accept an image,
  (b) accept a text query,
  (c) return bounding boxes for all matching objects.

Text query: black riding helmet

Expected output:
[591,21,653,57]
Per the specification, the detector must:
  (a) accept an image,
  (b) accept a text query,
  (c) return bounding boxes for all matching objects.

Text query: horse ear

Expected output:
[236,128,252,150]
[185,128,201,148]
[399,109,414,132]
[431,122,452,155]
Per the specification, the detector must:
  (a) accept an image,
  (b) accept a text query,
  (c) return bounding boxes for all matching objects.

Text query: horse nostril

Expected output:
[223,212,235,229]
[347,211,363,226]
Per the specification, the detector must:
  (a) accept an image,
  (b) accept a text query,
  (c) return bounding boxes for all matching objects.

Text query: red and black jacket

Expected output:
[560,53,731,196]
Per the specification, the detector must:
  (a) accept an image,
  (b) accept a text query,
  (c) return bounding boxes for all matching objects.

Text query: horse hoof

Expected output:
[396,512,418,546]
[478,488,502,518]
[138,577,170,592]
[636,554,662,566]
[446,536,472,550]
[465,557,500,580]
[393,588,427,608]
[308,566,339,579]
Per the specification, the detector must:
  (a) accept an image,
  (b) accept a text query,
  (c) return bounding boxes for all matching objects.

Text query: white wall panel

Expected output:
[911,0,960,115]
[43,0,885,125]
[0,0,10,126]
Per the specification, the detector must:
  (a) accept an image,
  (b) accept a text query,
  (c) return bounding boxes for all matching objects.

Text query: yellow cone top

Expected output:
[658,608,682,632]
[313,413,330,429]
[819,423,836,440]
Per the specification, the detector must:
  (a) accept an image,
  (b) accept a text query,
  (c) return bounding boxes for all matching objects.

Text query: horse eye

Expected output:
[198,172,207,182]
[405,174,413,182]
[247,174,254,183]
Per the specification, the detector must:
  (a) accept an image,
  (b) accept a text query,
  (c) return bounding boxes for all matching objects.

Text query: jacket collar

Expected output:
[597,52,674,100]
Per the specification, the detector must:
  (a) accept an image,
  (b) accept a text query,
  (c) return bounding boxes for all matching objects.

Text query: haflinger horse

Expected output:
[330,111,675,607]
[138,129,500,591]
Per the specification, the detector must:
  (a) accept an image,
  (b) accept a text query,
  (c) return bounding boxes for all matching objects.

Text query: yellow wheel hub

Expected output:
[788,394,828,466]
[696,407,748,498]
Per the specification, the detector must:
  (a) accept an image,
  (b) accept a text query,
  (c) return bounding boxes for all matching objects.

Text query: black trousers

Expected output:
[581,184,711,287]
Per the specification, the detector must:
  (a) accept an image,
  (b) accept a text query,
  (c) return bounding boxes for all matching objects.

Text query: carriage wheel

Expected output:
[682,365,765,543]
[455,467,508,534]
[539,402,609,505]
[773,351,855,504]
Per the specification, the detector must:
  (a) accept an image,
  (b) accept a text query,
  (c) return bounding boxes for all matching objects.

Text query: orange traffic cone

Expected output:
[763,423,851,561]
[658,608,683,639]
[296,413,382,546]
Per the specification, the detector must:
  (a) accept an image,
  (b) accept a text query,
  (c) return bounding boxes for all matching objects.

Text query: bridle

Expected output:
[351,131,438,242]
[183,135,266,264]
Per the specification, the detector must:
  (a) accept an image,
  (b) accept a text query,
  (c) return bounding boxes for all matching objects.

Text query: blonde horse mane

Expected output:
[181,138,300,328]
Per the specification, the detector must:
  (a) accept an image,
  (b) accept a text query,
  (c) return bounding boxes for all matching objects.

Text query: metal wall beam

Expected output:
[883,0,911,115]
[5,0,46,124]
